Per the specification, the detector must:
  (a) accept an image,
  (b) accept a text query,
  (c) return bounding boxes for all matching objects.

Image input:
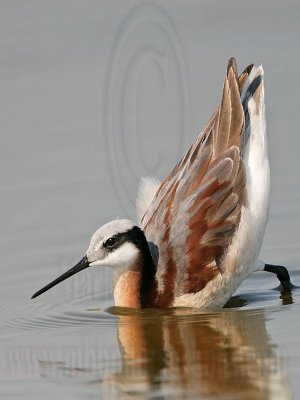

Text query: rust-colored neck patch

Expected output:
[114,270,142,308]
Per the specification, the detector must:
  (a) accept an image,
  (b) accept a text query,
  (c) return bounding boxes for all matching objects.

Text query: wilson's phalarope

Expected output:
[32,58,291,308]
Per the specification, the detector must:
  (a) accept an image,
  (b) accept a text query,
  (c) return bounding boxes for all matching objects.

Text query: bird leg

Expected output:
[264,263,292,291]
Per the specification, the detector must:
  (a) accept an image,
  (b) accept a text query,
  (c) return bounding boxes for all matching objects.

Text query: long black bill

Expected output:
[31,255,90,299]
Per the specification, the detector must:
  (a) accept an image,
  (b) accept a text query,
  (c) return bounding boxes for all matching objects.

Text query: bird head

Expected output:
[31,219,149,299]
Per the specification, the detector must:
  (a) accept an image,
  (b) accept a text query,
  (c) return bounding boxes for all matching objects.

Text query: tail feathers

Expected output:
[240,64,265,148]
[238,63,254,93]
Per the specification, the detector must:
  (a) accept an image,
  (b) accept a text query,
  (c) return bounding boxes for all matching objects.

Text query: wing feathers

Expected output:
[214,63,244,157]
[215,78,231,155]
[142,58,257,304]
[214,193,239,221]
[227,68,244,148]
[205,157,233,183]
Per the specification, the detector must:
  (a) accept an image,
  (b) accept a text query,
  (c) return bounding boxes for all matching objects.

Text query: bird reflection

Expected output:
[105,307,292,400]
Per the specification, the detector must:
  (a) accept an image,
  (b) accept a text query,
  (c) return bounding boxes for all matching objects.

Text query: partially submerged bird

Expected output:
[32,58,291,308]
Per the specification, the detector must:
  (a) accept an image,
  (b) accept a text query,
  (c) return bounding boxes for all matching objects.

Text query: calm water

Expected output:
[1,1,300,399]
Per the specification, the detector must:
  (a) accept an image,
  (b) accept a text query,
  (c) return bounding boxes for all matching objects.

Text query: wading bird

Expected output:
[32,58,291,308]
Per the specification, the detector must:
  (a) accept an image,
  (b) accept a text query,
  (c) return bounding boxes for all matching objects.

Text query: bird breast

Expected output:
[113,270,142,308]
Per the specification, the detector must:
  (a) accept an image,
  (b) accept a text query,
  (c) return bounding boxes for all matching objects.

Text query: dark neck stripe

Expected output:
[112,226,158,307]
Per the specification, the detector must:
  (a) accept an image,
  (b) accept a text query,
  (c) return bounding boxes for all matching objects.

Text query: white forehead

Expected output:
[90,219,135,245]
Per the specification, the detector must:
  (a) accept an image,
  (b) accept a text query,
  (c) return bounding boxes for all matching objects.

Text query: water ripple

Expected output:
[0,273,299,334]
[0,294,117,334]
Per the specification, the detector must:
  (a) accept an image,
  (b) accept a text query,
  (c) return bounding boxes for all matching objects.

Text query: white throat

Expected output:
[90,241,139,289]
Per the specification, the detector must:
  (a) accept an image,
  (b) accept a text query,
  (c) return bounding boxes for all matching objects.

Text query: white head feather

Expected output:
[86,219,140,270]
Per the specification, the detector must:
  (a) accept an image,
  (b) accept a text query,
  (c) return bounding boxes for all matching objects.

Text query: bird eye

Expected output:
[104,237,117,248]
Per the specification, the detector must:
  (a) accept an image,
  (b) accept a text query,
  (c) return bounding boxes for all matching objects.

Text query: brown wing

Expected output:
[141,58,249,306]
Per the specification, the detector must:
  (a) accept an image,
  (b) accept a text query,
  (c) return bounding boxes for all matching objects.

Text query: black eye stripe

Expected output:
[104,237,118,248]
[103,226,152,255]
